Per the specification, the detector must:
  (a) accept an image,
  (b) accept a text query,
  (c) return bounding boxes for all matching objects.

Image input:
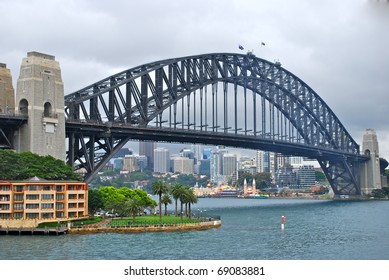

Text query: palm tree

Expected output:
[124,197,143,223]
[161,193,172,216]
[151,180,169,222]
[186,188,198,219]
[176,185,191,221]
[170,182,183,216]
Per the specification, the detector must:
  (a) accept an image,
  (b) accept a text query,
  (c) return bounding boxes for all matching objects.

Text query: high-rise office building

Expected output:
[173,157,194,174]
[222,154,237,176]
[297,165,315,188]
[153,147,170,173]
[139,141,156,168]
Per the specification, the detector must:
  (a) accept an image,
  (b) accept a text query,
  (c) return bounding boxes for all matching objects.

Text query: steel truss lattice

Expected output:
[64,53,367,195]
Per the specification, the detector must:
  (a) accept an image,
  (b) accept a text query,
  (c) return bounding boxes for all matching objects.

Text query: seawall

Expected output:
[68,220,221,234]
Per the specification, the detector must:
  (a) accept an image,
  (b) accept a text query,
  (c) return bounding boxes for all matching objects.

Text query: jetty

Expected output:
[0,226,68,235]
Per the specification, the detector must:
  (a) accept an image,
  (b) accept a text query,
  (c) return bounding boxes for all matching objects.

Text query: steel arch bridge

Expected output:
[64,52,368,196]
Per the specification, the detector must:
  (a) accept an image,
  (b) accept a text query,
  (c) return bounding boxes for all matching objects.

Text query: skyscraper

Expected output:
[153,147,170,173]
[139,141,156,168]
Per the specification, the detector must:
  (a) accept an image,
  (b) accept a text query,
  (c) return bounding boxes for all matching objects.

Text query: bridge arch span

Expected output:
[64,53,366,196]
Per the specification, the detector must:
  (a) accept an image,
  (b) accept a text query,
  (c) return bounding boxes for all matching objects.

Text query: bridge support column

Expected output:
[0,63,15,115]
[360,129,382,195]
[15,52,66,161]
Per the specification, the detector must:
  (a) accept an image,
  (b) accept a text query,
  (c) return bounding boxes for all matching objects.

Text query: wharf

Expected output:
[0,227,68,236]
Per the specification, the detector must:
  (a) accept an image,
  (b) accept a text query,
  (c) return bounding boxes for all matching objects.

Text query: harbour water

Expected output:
[1,198,389,260]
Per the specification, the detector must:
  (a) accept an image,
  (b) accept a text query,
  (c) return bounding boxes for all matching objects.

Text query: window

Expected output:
[56,212,64,218]
[27,185,38,191]
[26,194,39,200]
[68,203,77,208]
[0,213,11,219]
[56,185,65,192]
[56,194,64,200]
[13,204,23,210]
[26,204,39,209]
[68,194,77,200]
[0,186,11,191]
[14,194,24,201]
[56,203,64,210]
[26,213,39,219]
[0,205,10,210]
[42,185,53,191]
[41,194,54,200]
[13,213,23,219]
[14,186,24,192]
[41,203,54,209]
[43,102,52,117]
[0,195,10,201]
[19,99,28,115]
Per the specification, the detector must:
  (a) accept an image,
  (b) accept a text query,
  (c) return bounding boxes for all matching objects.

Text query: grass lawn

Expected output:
[37,217,102,228]
[110,215,201,226]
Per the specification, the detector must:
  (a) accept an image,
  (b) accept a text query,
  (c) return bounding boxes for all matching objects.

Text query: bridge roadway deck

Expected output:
[66,120,369,162]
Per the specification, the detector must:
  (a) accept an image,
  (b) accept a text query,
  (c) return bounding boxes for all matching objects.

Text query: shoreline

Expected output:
[68,220,222,234]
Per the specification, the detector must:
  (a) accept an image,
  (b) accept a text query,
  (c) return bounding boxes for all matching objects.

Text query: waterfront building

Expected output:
[0,177,88,228]
[296,165,315,188]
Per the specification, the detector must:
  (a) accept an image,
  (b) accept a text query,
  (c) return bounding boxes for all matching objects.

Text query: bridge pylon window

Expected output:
[19,99,28,115]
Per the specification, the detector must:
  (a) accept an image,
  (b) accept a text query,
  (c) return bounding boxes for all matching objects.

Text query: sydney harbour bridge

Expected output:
[0,52,381,197]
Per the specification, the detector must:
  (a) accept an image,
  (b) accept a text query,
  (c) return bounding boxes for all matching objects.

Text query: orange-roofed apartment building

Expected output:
[0,177,88,228]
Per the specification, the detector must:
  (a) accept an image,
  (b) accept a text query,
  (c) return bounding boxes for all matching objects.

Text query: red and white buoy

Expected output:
[281,215,286,230]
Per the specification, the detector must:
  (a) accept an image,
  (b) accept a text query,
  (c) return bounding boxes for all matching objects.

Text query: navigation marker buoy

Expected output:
[281,215,286,230]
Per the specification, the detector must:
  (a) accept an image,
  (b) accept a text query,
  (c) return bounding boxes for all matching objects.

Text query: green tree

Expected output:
[175,185,193,221]
[161,193,172,216]
[88,189,104,215]
[185,188,198,219]
[124,196,144,223]
[0,150,80,180]
[371,189,386,199]
[315,171,327,182]
[170,182,183,216]
[99,186,126,214]
[151,180,169,222]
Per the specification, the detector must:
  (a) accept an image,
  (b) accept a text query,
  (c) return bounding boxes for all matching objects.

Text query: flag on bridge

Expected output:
[238,45,244,50]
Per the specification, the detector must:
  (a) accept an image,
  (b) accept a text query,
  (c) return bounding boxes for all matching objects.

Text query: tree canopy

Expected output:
[0,150,80,181]
[91,186,157,216]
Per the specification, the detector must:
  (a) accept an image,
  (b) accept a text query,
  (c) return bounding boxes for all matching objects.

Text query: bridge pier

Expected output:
[360,129,384,195]
[0,63,15,115]
[14,52,66,161]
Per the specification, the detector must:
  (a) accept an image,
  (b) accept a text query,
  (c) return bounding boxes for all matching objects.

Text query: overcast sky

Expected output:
[1,0,388,159]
